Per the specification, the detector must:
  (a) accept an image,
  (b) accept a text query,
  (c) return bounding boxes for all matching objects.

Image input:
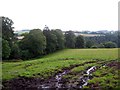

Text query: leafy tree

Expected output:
[51,29,65,50]
[43,26,57,53]
[2,17,14,43]
[9,43,21,59]
[98,43,105,48]
[91,45,98,48]
[2,17,17,59]
[85,40,94,48]
[19,29,46,59]
[2,39,11,59]
[20,50,31,60]
[65,31,76,48]
[75,35,84,48]
[103,41,117,48]
[85,31,119,47]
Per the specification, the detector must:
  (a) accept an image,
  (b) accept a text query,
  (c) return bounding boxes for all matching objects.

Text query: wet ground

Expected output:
[2,60,120,90]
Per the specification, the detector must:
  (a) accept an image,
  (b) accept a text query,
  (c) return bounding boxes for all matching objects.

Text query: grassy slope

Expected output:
[2,48,118,80]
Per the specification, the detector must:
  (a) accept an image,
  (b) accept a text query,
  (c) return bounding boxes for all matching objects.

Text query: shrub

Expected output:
[103,42,117,48]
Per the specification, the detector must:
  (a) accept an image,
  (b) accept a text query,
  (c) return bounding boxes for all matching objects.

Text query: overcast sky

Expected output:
[0,0,119,31]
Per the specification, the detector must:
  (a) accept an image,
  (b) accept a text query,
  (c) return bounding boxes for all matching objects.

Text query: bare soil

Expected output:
[3,60,119,90]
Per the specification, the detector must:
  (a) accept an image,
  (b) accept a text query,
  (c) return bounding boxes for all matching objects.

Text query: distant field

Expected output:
[79,34,105,37]
[2,48,119,89]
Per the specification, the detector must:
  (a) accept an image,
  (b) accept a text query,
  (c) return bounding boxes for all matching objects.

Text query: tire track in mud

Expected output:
[2,60,106,90]
[87,61,120,89]
[65,60,118,89]
[37,60,107,89]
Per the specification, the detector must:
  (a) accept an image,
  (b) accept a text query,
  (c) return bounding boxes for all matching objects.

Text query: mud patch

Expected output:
[87,61,120,89]
[106,61,120,69]
[2,77,44,90]
[2,60,98,90]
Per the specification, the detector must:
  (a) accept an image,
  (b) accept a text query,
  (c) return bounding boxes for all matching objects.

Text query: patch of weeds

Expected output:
[71,66,85,73]
[88,77,103,84]
[92,70,101,77]
[83,86,89,89]
[19,72,31,77]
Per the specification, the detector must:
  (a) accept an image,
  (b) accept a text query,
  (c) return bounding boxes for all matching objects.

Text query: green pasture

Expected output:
[2,48,119,80]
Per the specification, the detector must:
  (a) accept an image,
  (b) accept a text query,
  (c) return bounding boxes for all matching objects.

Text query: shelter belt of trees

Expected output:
[1,17,119,60]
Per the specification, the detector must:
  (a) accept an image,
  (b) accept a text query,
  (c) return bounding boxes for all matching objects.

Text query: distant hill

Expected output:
[14,29,117,38]
[14,29,31,35]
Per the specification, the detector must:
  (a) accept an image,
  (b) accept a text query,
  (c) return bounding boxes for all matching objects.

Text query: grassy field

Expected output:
[2,48,119,89]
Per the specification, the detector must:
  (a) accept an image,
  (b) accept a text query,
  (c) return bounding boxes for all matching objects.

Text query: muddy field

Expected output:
[2,60,120,90]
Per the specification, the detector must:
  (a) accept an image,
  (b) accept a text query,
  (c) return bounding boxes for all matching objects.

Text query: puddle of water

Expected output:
[55,70,68,88]
[79,66,96,88]
[86,66,96,75]
[38,70,69,89]
[79,64,107,88]
[38,66,98,89]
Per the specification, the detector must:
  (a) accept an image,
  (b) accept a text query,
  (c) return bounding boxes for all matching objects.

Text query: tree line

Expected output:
[2,17,118,60]
[85,31,119,48]
[2,17,85,60]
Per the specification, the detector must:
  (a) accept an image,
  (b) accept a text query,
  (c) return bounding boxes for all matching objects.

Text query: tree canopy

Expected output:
[43,28,57,53]
[65,31,76,48]
[103,41,117,48]
[51,29,65,50]
[2,17,14,59]
[2,39,11,59]
[19,29,46,59]
[2,16,119,60]
[75,35,84,48]
[2,17,14,42]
